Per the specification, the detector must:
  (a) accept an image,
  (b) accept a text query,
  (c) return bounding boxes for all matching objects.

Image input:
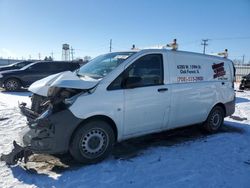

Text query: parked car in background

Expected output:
[239,73,250,90]
[0,61,80,91]
[0,61,34,72]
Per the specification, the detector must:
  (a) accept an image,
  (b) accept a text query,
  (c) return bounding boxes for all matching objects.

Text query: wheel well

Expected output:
[214,103,226,117]
[71,115,118,143]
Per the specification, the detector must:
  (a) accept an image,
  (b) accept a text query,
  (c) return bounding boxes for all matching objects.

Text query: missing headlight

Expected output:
[64,92,83,105]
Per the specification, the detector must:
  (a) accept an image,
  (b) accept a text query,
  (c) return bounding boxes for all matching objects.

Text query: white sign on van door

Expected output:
[176,64,204,82]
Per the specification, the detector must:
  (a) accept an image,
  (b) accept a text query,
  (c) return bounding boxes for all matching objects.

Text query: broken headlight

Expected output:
[47,86,60,97]
[64,92,82,105]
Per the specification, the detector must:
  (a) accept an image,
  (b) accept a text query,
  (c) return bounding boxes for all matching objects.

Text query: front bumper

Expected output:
[0,141,32,165]
[19,103,82,154]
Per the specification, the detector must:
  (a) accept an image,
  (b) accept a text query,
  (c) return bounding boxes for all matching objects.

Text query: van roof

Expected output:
[96,50,232,65]
[125,49,233,63]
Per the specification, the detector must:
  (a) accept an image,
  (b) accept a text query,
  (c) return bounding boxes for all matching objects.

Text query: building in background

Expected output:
[0,58,23,66]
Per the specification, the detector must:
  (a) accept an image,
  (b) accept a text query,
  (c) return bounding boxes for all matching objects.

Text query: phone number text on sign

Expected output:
[177,76,204,82]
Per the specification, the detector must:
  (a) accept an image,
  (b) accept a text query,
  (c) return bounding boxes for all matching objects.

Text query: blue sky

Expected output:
[0,0,250,62]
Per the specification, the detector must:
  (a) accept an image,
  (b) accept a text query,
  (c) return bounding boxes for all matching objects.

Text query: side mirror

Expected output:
[123,76,142,89]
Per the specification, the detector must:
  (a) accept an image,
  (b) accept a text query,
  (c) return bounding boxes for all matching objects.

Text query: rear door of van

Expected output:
[211,59,235,115]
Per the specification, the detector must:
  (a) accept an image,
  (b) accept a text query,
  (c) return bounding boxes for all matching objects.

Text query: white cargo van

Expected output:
[2,49,235,164]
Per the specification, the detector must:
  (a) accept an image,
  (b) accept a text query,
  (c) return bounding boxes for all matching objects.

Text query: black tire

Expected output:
[4,78,21,91]
[203,106,225,133]
[69,120,115,164]
[239,84,244,90]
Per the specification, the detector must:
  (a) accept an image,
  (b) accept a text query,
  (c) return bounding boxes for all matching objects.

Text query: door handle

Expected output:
[221,82,225,85]
[158,88,168,92]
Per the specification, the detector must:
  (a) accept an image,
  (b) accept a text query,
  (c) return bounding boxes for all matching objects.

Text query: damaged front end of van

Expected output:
[1,71,98,165]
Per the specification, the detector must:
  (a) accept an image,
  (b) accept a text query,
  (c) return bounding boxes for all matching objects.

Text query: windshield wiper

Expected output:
[76,72,102,79]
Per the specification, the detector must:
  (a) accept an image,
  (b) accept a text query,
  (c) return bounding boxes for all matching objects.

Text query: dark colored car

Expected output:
[0,61,80,91]
[239,73,250,90]
[0,61,34,72]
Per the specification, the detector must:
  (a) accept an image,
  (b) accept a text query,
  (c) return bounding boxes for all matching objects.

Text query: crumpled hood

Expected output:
[28,71,99,96]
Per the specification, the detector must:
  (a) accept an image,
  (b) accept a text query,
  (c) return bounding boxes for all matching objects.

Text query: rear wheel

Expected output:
[70,120,115,164]
[4,78,21,91]
[203,106,225,133]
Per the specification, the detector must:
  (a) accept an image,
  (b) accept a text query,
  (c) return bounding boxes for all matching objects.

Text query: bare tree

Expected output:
[83,56,91,62]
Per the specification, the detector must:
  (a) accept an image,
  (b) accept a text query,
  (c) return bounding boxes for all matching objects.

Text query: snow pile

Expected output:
[0,90,250,188]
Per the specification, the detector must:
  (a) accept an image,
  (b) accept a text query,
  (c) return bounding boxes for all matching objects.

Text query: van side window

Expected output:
[108,54,163,90]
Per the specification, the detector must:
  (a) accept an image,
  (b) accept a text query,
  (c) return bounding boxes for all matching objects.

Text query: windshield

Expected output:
[20,62,37,70]
[77,52,136,79]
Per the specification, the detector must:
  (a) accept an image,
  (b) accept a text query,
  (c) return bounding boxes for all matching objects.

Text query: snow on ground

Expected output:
[0,90,31,108]
[0,89,250,188]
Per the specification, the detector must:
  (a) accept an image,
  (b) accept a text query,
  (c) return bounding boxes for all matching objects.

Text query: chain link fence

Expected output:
[235,65,250,82]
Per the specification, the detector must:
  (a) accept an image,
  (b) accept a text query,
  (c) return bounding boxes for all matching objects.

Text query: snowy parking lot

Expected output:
[0,89,250,188]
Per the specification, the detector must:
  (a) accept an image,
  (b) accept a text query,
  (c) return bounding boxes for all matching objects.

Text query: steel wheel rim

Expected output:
[80,128,109,159]
[211,111,221,128]
[6,80,18,90]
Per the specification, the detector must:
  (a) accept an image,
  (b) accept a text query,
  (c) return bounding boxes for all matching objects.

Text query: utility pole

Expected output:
[70,47,75,60]
[201,39,209,54]
[109,39,112,52]
[242,55,245,64]
[51,51,54,60]
[38,53,41,60]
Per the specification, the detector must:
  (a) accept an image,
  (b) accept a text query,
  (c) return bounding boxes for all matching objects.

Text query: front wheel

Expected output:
[4,78,21,91]
[203,106,225,133]
[69,120,115,164]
